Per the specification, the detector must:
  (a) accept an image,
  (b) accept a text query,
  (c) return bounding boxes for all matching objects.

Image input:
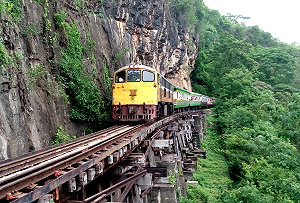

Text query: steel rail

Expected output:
[0,126,140,198]
[0,125,126,178]
[0,125,119,166]
[0,124,126,185]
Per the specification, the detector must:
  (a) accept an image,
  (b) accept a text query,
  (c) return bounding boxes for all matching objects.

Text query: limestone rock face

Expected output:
[0,0,198,160]
[104,0,198,89]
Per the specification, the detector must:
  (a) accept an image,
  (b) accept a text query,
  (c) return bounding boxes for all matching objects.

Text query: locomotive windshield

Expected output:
[115,69,155,83]
[115,70,126,83]
[128,69,141,82]
[142,70,155,82]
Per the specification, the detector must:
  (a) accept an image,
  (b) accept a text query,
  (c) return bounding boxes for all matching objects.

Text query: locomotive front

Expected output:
[112,65,159,121]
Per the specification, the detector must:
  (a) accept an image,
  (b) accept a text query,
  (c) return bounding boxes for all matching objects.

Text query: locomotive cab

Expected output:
[112,65,172,121]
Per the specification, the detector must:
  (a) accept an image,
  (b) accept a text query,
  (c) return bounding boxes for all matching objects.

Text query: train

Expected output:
[112,64,215,121]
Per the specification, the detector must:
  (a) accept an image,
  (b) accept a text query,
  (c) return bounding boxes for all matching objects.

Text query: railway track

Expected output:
[0,125,129,178]
[0,110,202,202]
[0,124,141,201]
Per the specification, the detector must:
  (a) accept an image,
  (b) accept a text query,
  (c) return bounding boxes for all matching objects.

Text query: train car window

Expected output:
[167,82,171,90]
[162,78,166,87]
[127,70,141,82]
[115,71,126,83]
[142,70,155,82]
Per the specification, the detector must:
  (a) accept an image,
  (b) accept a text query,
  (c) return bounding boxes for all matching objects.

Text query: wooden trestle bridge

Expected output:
[0,110,208,203]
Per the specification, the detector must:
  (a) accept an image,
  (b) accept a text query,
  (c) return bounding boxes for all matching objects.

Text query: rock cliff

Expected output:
[0,0,198,160]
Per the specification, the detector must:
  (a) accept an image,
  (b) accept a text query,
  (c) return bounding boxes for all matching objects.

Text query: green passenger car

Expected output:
[190,92,203,107]
[173,86,190,108]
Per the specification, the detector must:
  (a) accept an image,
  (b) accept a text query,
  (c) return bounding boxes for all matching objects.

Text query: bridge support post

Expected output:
[37,194,53,203]
[148,160,178,203]
[110,187,121,202]
[201,113,207,136]
[192,115,202,149]
[68,178,77,193]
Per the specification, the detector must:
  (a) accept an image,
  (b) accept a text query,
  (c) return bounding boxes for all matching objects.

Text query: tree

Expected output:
[251,47,296,86]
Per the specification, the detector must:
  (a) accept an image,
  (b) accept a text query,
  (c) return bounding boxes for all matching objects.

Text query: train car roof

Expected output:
[115,64,158,73]
[190,91,203,96]
[174,85,190,93]
[175,87,208,98]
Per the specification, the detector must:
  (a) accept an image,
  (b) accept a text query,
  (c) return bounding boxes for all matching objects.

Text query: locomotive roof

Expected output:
[115,64,158,73]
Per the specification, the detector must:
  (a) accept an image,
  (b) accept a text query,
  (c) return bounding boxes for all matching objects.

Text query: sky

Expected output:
[203,0,300,44]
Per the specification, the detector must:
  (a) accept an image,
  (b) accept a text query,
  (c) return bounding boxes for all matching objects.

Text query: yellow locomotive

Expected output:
[112,64,174,121]
[112,64,214,121]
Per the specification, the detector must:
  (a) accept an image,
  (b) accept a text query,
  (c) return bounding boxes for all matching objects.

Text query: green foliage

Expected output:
[55,81,70,105]
[0,1,14,19]
[0,38,12,67]
[183,132,231,203]
[21,24,38,38]
[36,0,58,50]
[221,183,276,203]
[58,21,110,131]
[27,63,46,89]
[174,0,199,31]
[255,47,296,86]
[183,185,210,203]
[232,158,300,202]
[192,35,258,99]
[83,32,96,57]
[95,12,104,18]
[172,0,212,33]
[274,93,300,145]
[0,1,13,12]
[273,84,299,94]
[103,59,112,101]
[203,91,300,202]
[14,50,23,60]
[290,46,300,89]
[113,47,129,65]
[188,1,300,201]
[0,0,22,22]
[74,0,85,10]
[54,11,67,29]
[168,170,176,185]
[210,34,257,72]
[0,38,20,73]
[237,26,278,47]
[52,125,76,145]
